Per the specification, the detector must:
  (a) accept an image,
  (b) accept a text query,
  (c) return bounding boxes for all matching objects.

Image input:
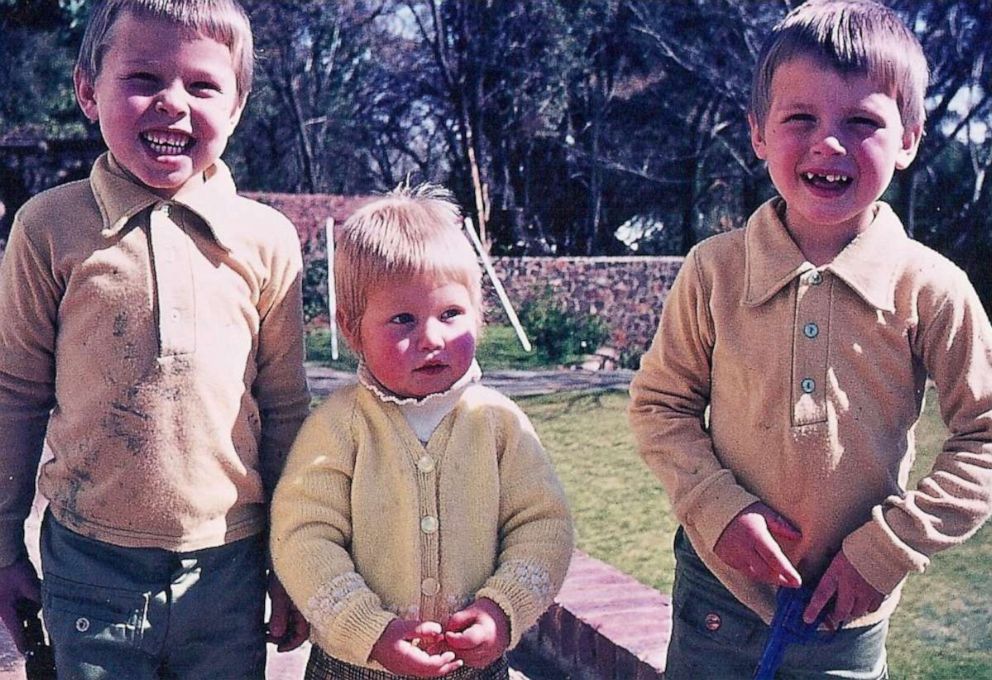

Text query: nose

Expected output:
[418,318,444,351]
[154,84,188,117]
[811,131,845,156]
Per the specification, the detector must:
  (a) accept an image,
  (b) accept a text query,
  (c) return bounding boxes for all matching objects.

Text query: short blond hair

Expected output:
[334,183,483,343]
[76,0,254,104]
[750,0,928,130]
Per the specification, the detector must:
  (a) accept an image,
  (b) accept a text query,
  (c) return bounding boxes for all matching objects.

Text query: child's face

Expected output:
[355,276,479,399]
[74,11,245,199]
[750,56,921,241]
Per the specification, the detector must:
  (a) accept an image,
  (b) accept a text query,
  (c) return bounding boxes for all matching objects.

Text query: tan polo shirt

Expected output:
[0,153,310,564]
[629,199,992,626]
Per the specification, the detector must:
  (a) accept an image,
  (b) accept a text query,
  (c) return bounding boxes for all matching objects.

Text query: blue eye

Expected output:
[389,313,414,325]
[785,113,815,123]
[850,116,881,128]
[440,308,464,321]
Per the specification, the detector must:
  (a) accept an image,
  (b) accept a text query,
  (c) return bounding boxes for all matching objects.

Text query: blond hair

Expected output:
[334,183,483,344]
[76,0,254,103]
[750,0,928,130]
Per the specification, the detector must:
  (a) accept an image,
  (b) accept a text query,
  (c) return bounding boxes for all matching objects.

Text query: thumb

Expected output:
[444,609,476,633]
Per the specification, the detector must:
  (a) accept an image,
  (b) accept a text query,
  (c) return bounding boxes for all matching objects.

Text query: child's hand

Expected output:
[370,619,463,677]
[714,502,803,588]
[266,573,310,652]
[444,598,510,669]
[0,558,41,653]
[803,550,885,629]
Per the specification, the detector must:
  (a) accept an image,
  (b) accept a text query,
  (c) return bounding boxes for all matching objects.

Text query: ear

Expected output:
[228,96,246,132]
[748,113,768,160]
[337,310,361,354]
[73,66,100,122]
[895,122,923,170]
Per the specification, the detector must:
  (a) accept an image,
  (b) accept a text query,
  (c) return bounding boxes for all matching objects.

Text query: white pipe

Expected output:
[325,217,339,361]
[463,217,532,353]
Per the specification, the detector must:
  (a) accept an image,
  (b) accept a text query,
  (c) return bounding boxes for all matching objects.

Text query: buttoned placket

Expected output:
[149,203,196,357]
[792,268,830,425]
[415,447,442,618]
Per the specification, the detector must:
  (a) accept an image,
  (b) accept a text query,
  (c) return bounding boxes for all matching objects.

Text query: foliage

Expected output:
[518,287,610,365]
[5,1,992,310]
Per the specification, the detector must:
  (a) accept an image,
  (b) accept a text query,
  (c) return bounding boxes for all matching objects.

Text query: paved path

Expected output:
[306,363,634,399]
[0,367,631,678]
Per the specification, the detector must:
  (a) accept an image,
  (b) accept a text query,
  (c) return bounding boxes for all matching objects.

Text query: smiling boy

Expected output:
[629,1,992,677]
[0,1,310,677]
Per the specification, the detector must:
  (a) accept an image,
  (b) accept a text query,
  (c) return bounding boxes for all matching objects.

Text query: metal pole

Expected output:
[463,217,532,353]
[325,217,339,361]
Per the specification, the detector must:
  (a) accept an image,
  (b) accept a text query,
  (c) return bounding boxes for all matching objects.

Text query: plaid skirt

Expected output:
[305,645,510,680]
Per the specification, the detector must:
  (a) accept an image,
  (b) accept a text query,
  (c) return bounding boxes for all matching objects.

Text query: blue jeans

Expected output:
[665,528,888,679]
[40,511,267,680]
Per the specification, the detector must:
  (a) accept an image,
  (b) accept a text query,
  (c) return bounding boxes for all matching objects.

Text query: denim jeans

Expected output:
[40,511,267,680]
[665,527,888,679]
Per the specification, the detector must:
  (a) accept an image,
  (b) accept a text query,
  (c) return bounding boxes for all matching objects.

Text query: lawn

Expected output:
[518,386,992,680]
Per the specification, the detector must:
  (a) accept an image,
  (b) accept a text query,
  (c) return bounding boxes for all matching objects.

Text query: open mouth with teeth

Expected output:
[802,171,852,189]
[141,131,194,156]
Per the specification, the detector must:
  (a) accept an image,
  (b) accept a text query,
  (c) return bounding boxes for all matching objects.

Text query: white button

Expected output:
[75,617,90,632]
[809,271,823,285]
[420,516,438,534]
[421,578,440,596]
[417,455,435,473]
[800,378,816,394]
[803,323,819,339]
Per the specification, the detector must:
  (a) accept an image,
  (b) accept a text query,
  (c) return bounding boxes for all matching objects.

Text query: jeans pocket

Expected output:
[42,573,149,647]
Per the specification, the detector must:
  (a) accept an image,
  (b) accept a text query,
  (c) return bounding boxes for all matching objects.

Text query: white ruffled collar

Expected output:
[357,359,482,405]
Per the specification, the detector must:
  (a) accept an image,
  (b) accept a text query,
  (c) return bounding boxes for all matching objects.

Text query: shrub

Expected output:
[518,287,610,364]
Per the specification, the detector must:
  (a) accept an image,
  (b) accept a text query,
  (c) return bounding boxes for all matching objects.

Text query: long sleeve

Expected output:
[475,401,574,648]
[270,391,395,666]
[0,214,59,566]
[628,249,758,552]
[253,220,310,497]
[844,262,992,593]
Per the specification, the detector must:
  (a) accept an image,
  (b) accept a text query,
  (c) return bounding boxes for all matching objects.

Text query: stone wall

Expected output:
[488,256,683,360]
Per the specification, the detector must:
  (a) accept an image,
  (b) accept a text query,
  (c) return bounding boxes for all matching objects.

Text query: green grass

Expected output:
[517,386,992,679]
[306,324,583,371]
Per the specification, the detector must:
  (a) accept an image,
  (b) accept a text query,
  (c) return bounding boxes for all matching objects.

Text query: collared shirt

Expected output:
[0,153,310,562]
[629,199,992,626]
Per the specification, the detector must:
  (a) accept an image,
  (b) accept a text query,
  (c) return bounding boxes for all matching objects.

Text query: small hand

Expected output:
[444,598,510,669]
[266,573,309,652]
[714,502,802,588]
[370,619,463,677]
[803,550,885,628]
[0,559,41,653]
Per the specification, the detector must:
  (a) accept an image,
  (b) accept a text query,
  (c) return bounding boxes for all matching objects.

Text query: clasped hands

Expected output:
[370,597,510,678]
[713,502,886,629]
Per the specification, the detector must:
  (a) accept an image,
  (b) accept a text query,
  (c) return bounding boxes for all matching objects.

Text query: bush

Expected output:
[518,288,610,364]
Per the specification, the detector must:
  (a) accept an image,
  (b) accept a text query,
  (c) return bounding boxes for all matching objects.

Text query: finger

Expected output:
[266,606,288,644]
[278,612,310,652]
[804,576,837,625]
[413,620,443,638]
[443,609,474,633]
[445,625,484,650]
[755,542,801,587]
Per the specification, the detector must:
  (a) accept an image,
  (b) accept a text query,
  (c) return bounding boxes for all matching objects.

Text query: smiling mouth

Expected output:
[141,131,194,156]
[802,172,852,188]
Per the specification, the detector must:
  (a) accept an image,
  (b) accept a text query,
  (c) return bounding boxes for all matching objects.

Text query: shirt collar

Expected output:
[742,198,908,312]
[357,359,483,406]
[91,152,239,250]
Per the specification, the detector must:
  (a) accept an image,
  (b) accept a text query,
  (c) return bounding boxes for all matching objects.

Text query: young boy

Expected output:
[270,184,574,679]
[0,1,311,676]
[629,1,992,677]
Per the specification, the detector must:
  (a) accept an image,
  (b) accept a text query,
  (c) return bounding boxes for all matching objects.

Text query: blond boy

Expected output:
[271,184,574,679]
[0,1,310,676]
[630,1,992,677]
